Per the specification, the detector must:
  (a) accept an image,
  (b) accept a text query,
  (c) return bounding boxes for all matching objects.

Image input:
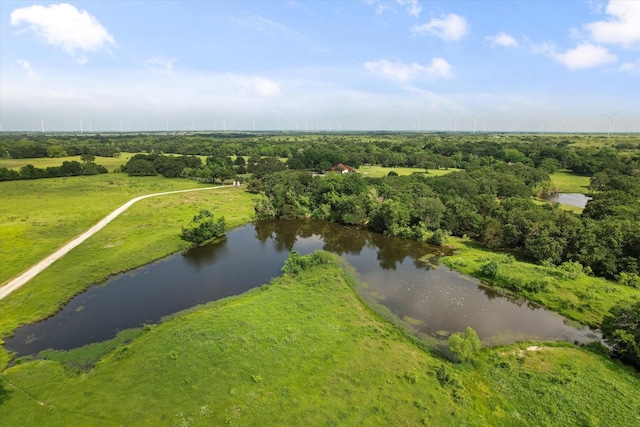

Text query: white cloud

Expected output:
[397,0,422,17]
[230,75,281,97]
[620,60,639,74]
[144,56,176,76]
[485,32,518,48]
[553,43,617,70]
[585,1,640,48]
[10,3,115,63]
[15,59,38,79]
[375,4,389,16]
[412,14,468,41]
[234,14,295,35]
[365,58,453,81]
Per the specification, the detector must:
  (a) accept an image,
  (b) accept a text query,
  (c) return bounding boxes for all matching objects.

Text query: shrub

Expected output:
[602,301,640,368]
[428,229,444,246]
[282,250,334,275]
[447,327,481,362]
[559,261,584,280]
[481,260,499,278]
[180,209,226,246]
[616,272,640,289]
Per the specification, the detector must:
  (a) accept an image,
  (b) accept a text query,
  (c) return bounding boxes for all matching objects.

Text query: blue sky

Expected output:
[1,0,639,132]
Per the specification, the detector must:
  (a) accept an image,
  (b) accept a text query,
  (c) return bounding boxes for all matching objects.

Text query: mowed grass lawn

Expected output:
[1,254,638,426]
[0,153,135,173]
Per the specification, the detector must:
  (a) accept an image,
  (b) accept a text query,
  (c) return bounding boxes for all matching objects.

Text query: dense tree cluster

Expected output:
[180,209,226,246]
[0,160,107,181]
[252,163,640,282]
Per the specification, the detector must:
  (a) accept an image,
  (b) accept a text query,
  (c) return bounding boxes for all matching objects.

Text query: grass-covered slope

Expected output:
[0,178,255,349]
[441,237,640,327]
[1,253,638,426]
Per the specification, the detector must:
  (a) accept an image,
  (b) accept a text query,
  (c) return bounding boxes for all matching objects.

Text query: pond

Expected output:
[5,220,599,357]
[542,192,592,208]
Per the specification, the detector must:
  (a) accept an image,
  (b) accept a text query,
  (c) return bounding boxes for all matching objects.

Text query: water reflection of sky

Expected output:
[542,193,592,208]
[6,220,598,357]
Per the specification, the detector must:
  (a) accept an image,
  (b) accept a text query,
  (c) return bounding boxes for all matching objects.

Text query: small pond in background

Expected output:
[5,219,599,357]
[542,193,592,208]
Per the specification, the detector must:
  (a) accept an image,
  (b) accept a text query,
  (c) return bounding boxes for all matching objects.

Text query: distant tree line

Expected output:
[0,158,108,182]
[3,133,639,178]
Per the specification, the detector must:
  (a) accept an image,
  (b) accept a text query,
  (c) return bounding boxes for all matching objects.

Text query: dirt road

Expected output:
[0,186,223,300]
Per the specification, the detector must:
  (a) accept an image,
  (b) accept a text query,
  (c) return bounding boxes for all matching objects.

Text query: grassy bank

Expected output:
[1,253,638,426]
[0,180,255,354]
[0,173,238,285]
[441,237,640,327]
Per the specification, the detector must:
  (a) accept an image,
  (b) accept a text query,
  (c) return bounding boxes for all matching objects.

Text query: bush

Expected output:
[180,209,226,246]
[481,260,499,278]
[282,250,334,275]
[602,301,640,368]
[428,229,444,246]
[559,261,584,280]
[616,272,640,289]
[448,327,482,362]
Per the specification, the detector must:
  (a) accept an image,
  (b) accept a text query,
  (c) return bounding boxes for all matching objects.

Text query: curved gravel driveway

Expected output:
[0,186,223,300]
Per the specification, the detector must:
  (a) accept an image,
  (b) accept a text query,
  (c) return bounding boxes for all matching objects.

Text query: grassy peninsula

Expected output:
[1,253,638,426]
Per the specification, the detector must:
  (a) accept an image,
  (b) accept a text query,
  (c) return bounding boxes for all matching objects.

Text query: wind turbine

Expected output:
[560,118,566,133]
[41,119,45,133]
[80,118,83,134]
[473,118,477,134]
[120,120,124,133]
[603,111,618,135]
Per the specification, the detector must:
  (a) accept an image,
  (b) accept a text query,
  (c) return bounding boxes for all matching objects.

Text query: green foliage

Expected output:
[428,229,444,246]
[602,301,640,368]
[559,261,584,280]
[481,260,499,278]
[447,327,482,362]
[180,209,226,245]
[281,250,334,275]
[616,272,640,289]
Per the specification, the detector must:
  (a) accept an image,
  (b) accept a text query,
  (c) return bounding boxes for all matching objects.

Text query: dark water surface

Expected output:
[6,220,598,356]
[542,193,592,208]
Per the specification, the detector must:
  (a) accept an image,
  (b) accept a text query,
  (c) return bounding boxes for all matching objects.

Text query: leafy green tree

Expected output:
[602,302,640,368]
[180,209,226,246]
[47,145,68,158]
[80,153,96,163]
[448,327,482,362]
[123,158,157,176]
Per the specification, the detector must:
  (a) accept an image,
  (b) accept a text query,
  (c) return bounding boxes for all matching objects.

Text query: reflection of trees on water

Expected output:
[254,219,443,271]
[181,237,228,269]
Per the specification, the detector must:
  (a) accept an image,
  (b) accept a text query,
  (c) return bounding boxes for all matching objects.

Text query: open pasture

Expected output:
[0,153,135,173]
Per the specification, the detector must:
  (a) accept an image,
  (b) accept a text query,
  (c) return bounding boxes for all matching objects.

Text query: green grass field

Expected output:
[0,154,135,173]
[0,175,255,358]
[1,253,638,426]
[549,170,591,194]
[0,173,247,286]
[358,165,458,178]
